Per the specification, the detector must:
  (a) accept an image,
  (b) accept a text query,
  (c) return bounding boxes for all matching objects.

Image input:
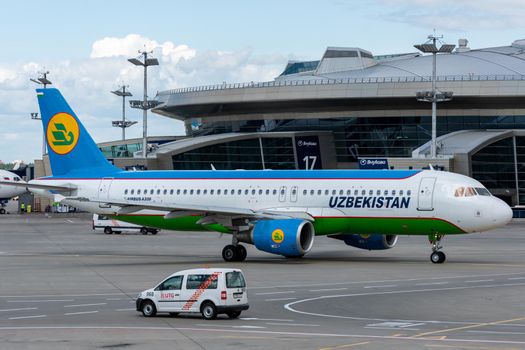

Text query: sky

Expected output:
[1,0,525,163]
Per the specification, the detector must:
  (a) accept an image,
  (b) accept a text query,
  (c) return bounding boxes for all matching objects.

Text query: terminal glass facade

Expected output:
[172,138,296,170]
[472,136,525,205]
[190,115,525,163]
[99,143,142,158]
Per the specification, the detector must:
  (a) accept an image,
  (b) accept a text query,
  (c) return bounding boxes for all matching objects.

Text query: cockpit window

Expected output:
[454,187,465,197]
[465,187,477,197]
[475,187,491,196]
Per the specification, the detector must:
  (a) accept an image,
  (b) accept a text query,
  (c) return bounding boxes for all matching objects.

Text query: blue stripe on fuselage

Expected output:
[41,169,421,180]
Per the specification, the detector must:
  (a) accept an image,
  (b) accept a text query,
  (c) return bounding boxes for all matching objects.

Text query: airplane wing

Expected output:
[62,196,314,222]
[0,181,76,192]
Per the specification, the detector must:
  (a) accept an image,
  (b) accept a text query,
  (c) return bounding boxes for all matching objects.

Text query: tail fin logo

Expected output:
[46,113,80,155]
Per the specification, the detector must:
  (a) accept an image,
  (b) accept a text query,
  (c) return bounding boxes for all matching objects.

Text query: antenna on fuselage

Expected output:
[428,164,435,170]
[210,164,216,170]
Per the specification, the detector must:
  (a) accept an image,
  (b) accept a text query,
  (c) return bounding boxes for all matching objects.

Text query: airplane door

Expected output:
[417,177,436,211]
[290,186,298,202]
[98,177,114,200]
[279,186,287,202]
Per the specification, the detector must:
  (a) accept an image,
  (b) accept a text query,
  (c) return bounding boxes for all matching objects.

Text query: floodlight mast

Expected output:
[128,50,159,158]
[111,85,136,140]
[414,34,455,159]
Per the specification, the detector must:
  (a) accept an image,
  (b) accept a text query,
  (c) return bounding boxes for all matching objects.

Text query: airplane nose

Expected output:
[493,200,513,227]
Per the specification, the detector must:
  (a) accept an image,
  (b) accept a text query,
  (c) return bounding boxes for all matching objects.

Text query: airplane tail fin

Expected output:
[36,88,119,177]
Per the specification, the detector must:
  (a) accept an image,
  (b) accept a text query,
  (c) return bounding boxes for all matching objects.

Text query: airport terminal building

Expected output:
[97,39,525,207]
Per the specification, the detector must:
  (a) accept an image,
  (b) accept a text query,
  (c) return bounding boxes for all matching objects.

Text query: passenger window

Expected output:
[210,189,214,195]
[186,274,218,289]
[266,189,270,195]
[158,276,183,291]
[454,187,465,197]
[190,189,194,195]
[281,188,286,195]
[252,189,256,195]
[361,190,366,195]
[170,189,174,195]
[376,190,381,195]
[226,272,246,288]
[354,190,358,196]
[197,189,201,195]
[137,189,141,195]
[325,190,329,195]
[332,190,336,195]
[339,190,344,195]
[130,189,134,195]
[310,189,315,195]
[150,189,154,195]
[259,189,263,195]
[303,189,307,195]
[245,189,249,195]
[392,190,396,195]
[400,190,404,195]
[231,189,235,195]
[124,189,128,195]
[183,189,187,195]
[203,189,207,195]
[177,189,181,195]
[407,190,412,196]
[157,189,161,195]
[238,189,242,195]
[384,190,388,195]
[217,189,221,195]
[347,190,351,195]
[273,189,277,195]
[164,189,168,195]
[369,190,373,195]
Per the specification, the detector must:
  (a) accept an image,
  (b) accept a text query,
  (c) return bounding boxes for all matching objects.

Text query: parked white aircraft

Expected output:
[1,88,514,263]
[0,169,25,214]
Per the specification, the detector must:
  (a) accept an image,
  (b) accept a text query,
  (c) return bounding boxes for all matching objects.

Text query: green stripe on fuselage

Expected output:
[111,215,464,236]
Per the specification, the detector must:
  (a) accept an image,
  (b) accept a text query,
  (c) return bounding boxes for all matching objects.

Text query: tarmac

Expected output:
[0,211,524,349]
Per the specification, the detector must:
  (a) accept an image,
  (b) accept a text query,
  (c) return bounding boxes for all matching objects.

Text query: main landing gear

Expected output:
[429,233,446,264]
[222,233,247,262]
[222,244,247,262]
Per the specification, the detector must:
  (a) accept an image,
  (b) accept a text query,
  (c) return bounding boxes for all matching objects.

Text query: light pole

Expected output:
[128,51,159,158]
[30,71,53,157]
[111,85,136,140]
[31,113,46,156]
[414,34,455,159]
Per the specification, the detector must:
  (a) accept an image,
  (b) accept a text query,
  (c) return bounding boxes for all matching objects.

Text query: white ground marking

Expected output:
[115,308,135,311]
[465,280,494,283]
[415,282,449,286]
[233,326,267,329]
[309,288,348,292]
[64,311,99,316]
[63,303,107,308]
[266,322,319,327]
[8,315,47,320]
[241,318,294,322]
[265,297,297,302]
[284,282,525,325]
[7,299,74,303]
[508,277,525,280]
[106,298,122,301]
[0,292,126,298]
[363,285,397,289]
[367,322,425,328]
[0,326,523,345]
[256,291,296,296]
[249,272,525,290]
[66,220,75,223]
[467,330,525,335]
[0,307,38,312]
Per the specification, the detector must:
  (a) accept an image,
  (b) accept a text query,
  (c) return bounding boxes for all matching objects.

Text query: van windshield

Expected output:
[226,271,246,288]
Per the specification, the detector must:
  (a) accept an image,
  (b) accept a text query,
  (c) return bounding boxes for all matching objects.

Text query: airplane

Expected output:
[0,169,26,214]
[1,88,513,263]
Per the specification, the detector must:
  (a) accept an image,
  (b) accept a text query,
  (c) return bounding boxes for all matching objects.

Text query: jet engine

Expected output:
[237,219,315,257]
[331,234,398,250]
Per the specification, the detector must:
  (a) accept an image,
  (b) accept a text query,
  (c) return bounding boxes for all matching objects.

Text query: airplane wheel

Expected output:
[151,230,158,235]
[104,227,112,235]
[430,251,446,264]
[222,245,238,262]
[237,245,247,262]
[0,208,5,215]
[140,227,148,235]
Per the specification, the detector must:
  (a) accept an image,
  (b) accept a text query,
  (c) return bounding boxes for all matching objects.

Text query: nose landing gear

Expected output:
[429,233,446,264]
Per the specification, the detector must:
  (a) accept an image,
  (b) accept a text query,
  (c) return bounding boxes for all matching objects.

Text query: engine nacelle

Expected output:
[333,234,398,250]
[245,219,315,257]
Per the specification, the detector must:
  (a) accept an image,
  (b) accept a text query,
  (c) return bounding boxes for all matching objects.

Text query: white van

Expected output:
[136,268,249,320]
[92,214,159,235]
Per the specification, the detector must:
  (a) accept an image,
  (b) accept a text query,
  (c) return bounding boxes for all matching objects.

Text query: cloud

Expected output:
[0,34,287,163]
[372,0,525,30]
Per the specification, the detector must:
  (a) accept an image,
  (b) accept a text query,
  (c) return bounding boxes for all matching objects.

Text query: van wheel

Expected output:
[104,227,112,235]
[114,231,122,234]
[201,302,217,320]
[226,311,241,319]
[141,300,156,317]
[0,208,6,214]
[140,227,148,235]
